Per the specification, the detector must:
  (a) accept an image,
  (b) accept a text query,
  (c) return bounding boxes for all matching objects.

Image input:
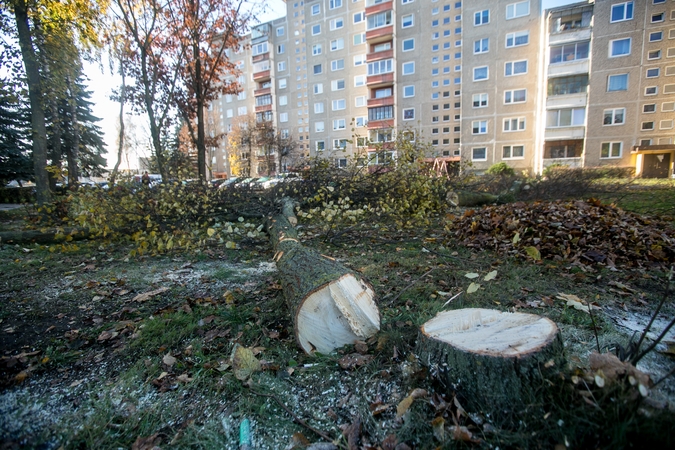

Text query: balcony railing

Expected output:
[366,48,393,63]
[365,0,392,15]
[253,70,271,81]
[366,72,394,87]
[366,25,393,43]
[367,96,394,108]
[254,87,271,97]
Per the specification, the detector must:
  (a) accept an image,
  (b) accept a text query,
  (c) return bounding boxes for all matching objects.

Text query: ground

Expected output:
[0,193,674,449]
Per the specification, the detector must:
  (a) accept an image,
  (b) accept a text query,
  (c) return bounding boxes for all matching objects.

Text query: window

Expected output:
[313,64,323,74]
[610,2,633,22]
[315,121,325,132]
[332,79,345,90]
[610,38,631,57]
[649,50,661,60]
[643,103,656,113]
[601,142,622,158]
[474,38,489,54]
[355,96,366,107]
[354,54,366,66]
[354,12,364,23]
[472,93,488,107]
[550,41,589,63]
[330,18,344,30]
[354,75,366,86]
[403,108,415,120]
[650,31,663,42]
[603,108,625,125]
[503,117,525,131]
[316,141,325,152]
[373,42,391,52]
[355,117,367,127]
[607,74,628,91]
[313,83,323,94]
[226,109,233,118]
[277,61,287,72]
[330,0,342,9]
[279,78,287,89]
[333,119,346,130]
[546,108,586,127]
[367,11,392,30]
[504,89,526,104]
[279,112,288,122]
[647,68,660,78]
[402,38,414,51]
[473,66,488,81]
[506,30,529,47]
[660,119,674,129]
[252,42,268,56]
[472,147,487,161]
[374,87,392,98]
[403,85,415,97]
[651,12,664,23]
[331,38,344,51]
[645,86,658,95]
[505,60,527,76]
[314,102,324,113]
[474,10,489,26]
[277,26,284,36]
[312,24,321,35]
[548,75,589,95]
[311,3,320,15]
[402,14,414,28]
[503,145,524,159]
[312,44,322,55]
[506,1,530,19]
[402,61,415,75]
[354,33,366,45]
[368,59,394,75]
[472,120,488,134]
[277,44,285,54]
[332,99,346,110]
[662,102,675,112]
[642,121,655,130]
[278,95,288,106]
[666,66,675,76]
[368,106,394,121]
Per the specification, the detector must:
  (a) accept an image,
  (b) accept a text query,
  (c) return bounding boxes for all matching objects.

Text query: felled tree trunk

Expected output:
[416,308,565,417]
[266,198,380,354]
[0,228,91,245]
[446,191,500,207]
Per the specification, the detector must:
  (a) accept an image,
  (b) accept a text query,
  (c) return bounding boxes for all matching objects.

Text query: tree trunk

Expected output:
[66,75,80,185]
[13,0,51,205]
[0,227,91,245]
[110,67,126,186]
[446,191,499,207]
[266,199,380,354]
[416,308,565,418]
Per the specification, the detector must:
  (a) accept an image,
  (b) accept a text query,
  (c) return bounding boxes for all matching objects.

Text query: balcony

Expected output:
[366,72,394,87]
[367,48,393,63]
[366,25,393,43]
[543,157,583,168]
[549,28,591,45]
[365,0,392,15]
[255,104,272,113]
[548,60,589,77]
[367,96,394,108]
[545,126,585,140]
[252,53,269,64]
[546,93,587,109]
[254,87,271,97]
[253,70,271,82]
[367,119,394,130]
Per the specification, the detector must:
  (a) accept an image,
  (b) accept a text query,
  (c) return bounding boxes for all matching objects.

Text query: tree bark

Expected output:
[110,67,126,186]
[0,228,91,245]
[13,0,51,205]
[416,308,565,419]
[266,199,380,354]
[446,191,500,207]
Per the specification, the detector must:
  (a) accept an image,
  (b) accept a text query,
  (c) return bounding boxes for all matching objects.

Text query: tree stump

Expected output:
[416,308,565,416]
[266,199,380,354]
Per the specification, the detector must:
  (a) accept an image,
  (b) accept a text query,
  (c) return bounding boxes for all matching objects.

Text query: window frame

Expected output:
[505,59,528,76]
[610,2,634,23]
[402,61,415,75]
[402,14,414,28]
[503,117,526,132]
[506,30,529,48]
[473,66,489,81]
[600,142,622,159]
[504,88,527,104]
[502,145,525,159]
[474,38,489,54]
[603,108,626,125]
[471,120,488,134]
[609,37,631,57]
[607,74,629,92]
[472,147,488,161]
[474,9,489,26]
[472,93,488,108]
[506,1,530,20]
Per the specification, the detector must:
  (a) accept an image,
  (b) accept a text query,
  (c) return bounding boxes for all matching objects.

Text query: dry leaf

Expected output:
[524,246,541,261]
[396,388,427,419]
[483,270,498,281]
[464,272,479,279]
[557,293,601,314]
[163,353,177,367]
[131,433,161,450]
[133,287,169,302]
[231,345,261,380]
[466,282,480,294]
[431,416,445,442]
[338,353,373,370]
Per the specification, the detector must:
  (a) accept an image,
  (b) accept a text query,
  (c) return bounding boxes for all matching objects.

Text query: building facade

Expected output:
[206,0,675,178]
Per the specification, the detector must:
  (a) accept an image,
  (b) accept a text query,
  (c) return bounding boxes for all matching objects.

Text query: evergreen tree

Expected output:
[0,79,32,185]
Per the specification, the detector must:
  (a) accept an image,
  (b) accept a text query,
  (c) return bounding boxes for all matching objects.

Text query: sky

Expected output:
[85,0,288,170]
[86,0,577,170]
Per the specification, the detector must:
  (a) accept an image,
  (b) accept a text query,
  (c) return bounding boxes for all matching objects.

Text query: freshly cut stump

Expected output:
[416,308,565,416]
[266,198,380,354]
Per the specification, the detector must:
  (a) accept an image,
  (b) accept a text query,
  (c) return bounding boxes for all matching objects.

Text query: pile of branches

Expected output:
[446,199,675,268]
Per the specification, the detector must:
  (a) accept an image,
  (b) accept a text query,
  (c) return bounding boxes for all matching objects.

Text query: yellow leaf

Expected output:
[225,241,236,249]
[232,345,261,380]
[207,228,216,237]
[467,282,480,294]
[513,232,521,244]
[396,395,414,419]
[484,270,498,281]
[432,416,445,442]
[464,273,479,279]
[524,246,541,261]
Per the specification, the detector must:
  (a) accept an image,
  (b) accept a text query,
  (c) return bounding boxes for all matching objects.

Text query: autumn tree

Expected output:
[169,0,251,181]
[227,114,256,177]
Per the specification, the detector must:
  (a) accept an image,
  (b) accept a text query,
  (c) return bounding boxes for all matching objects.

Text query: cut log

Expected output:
[266,198,380,354]
[0,227,91,245]
[446,191,499,207]
[416,308,565,416]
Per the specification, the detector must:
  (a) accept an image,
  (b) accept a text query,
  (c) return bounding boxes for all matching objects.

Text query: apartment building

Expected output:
[206,0,675,179]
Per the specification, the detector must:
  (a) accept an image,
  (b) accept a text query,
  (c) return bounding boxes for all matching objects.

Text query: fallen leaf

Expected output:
[70,379,85,388]
[431,416,445,442]
[369,402,390,416]
[163,353,177,367]
[133,287,169,302]
[176,373,193,383]
[231,345,261,380]
[556,293,601,314]
[131,433,161,450]
[338,353,374,370]
[483,270,498,281]
[464,272,479,279]
[466,282,480,294]
[14,371,28,383]
[524,246,541,261]
[450,425,480,443]
[396,388,427,419]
